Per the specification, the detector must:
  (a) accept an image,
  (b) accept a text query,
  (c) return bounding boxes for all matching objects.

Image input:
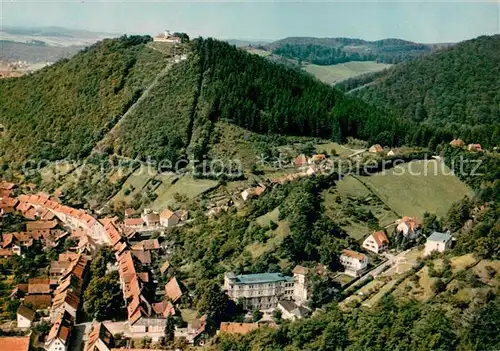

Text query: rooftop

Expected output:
[227,272,293,285]
[427,231,452,243]
[0,337,30,351]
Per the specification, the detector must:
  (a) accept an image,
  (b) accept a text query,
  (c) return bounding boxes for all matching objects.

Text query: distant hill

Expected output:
[354,35,500,143]
[0,40,84,63]
[265,37,449,65]
[225,39,271,47]
[0,35,170,162]
[0,26,119,64]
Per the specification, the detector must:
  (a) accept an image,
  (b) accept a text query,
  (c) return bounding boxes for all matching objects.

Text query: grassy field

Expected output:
[150,176,218,210]
[110,165,156,203]
[324,175,398,240]
[314,142,354,158]
[360,160,473,218]
[246,220,290,259]
[256,207,280,227]
[303,61,391,85]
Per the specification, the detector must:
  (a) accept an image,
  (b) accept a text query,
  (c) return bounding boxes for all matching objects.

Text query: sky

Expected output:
[1,0,499,43]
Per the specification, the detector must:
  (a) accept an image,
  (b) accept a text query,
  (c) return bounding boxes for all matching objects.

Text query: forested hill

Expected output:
[354,35,500,145]
[99,37,408,163]
[0,35,170,162]
[266,37,442,64]
[0,35,408,165]
[1,35,497,166]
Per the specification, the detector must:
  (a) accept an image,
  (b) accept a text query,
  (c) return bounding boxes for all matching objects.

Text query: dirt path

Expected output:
[92,54,187,154]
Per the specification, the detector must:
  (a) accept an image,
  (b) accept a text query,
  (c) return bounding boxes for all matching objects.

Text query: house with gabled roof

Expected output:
[23,294,52,310]
[340,249,368,277]
[395,216,422,238]
[28,277,51,294]
[175,314,210,346]
[159,209,179,227]
[45,310,74,351]
[165,277,183,304]
[16,305,35,328]
[424,232,453,256]
[84,323,114,351]
[369,144,383,153]
[277,300,310,321]
[362,230,389,254]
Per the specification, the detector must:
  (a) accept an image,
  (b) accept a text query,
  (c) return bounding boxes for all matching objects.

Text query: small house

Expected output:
[16,305,35,329]
[44,310,74,351]
[84,323,114,351]
[450,139,465,148]
[369,144,383,153]
[340,249,368,277]
[293,154,308,167]
[277,300,310,321]
[467,144,483,152]
[160,209,179,227]
[362,231,389,254]
[395,216,422,238]
[423,232,452,256]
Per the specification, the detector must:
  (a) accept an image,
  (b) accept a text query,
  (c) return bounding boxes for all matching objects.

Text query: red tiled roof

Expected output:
[26,220,58,231]
[220,322,259,335]
[124,218,144,227]
[160,209,175,220]
[0,336,30,351]
[46,310,74,345]
[294,154,307,167]
[85,323,113,351]
[28,278,51,294]
[341,249,366,261]
[0,182,16,190]
[0,248,13,256]
[371,231,389,247]
[165,277,183,303]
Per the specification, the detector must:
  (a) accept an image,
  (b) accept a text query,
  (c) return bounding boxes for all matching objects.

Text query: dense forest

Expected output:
[212,296,499,351]
[355,35,500,134]
[0,35,169,163]
[268,37,436,64]
[1,35,499,167]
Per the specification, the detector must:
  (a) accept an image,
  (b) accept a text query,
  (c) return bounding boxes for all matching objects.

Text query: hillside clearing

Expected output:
[304,61,391,85]
[359,159,472,218]
[150,176,218,210]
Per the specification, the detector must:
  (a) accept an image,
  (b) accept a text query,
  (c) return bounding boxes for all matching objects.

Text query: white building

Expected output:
[224,271,298,310]
[153,30,182,43]
[292,266,309,304]
[395,216,422,238]
[340,249,368,277]
[362,231,389,254]
[277,300,310,321]
[16,305,35,329]
[424,232,453,256]
[160,209,180,227]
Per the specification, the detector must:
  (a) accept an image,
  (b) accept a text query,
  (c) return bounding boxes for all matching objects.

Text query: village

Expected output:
[0,139,467,351]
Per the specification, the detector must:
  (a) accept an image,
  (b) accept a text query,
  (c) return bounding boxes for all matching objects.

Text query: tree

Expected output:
[252,309,263,322]
[164,315,175,343]
[83,271,123,321]
[196,281,228,320]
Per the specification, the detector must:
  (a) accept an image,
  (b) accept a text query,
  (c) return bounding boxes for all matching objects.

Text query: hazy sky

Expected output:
[1,1,499,43]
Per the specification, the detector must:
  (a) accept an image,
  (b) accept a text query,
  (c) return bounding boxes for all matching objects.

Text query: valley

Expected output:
[0,31,498,351]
